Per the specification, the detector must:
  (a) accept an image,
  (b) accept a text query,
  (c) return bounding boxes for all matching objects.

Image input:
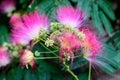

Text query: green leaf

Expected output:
[77,0,86,9]
[20,0,26,3]
[71,0,78,3]
[67,75,74,80]
[37,0,71,21]
[24,70,31,80]
[6,69,15,80]
[24,70,37,80]
[114,37,120,49]
[97,0,116,21]
[58,0,71,6]
[37,0,54,14]
[99,11,113,34]
[114,53,120,64]
[19,0,31,10]
[0,74,5,80]
[51,73,64,80]
[0,25,9,45]
[96,60,117,74]
[14,67,23,80]
[77,0,92,17]
[38,71,51,80]
[107,31,120,43]
[78,72,88,80]
[71,57,88,70]
[38,0,71,13]
[91,3,105,35]
[107,31,120,49]
[96,43,119,74]
[37,59,60,73]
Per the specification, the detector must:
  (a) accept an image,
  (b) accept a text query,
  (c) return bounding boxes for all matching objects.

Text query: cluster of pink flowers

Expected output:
[57,32,81,62]
[0,6,103,68]
[56,6,102,62]
[0,47,11,67]
[0,0,16,14]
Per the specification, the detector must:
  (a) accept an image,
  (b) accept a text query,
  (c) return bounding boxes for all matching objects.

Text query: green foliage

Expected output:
[78,72,88,80]
[0,25,9,45]
[107,30,120,50]
[96,43,119,74]
[37,0,71,21]
[91,3,105,35]
[99,11,113,35]
[97,0,116,21]
[77,0,115,35]
[71,57,87,70]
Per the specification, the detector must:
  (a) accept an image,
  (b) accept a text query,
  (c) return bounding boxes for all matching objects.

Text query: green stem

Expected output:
[34,56,59,59]
[38,50,58,53]
[88,62,92,80]
[39,42,58,57]
[74,54,82,58]
[51,45,59,50]
[34,54,82,60]
[34,55,82,60]
[63,61,79,80]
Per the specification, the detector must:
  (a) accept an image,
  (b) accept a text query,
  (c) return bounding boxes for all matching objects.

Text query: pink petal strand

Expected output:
[56,6,86,28]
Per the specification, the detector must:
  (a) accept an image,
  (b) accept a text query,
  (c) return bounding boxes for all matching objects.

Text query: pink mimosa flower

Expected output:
[10,13,23,29]
[81,28,103,62]
[10,11,49,45]
[20,49,36,69]
[56,6,85,28]
[0,47,11,67]
[57,32,81,62]
[0,0,15,14]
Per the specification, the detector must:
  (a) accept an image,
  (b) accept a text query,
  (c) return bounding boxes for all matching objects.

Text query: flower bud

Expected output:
[45,38,54,47]
[20,50,36,69]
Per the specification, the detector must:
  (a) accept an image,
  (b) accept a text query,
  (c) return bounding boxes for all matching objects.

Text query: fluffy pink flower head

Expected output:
[0,0,15,14]
[20,49,36,69]
[81,28,103,62]
[10,11,49,45]
[0,47,11,67]
[56,6,86,28]
[10,13,23,29]
[57,32,81,62]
